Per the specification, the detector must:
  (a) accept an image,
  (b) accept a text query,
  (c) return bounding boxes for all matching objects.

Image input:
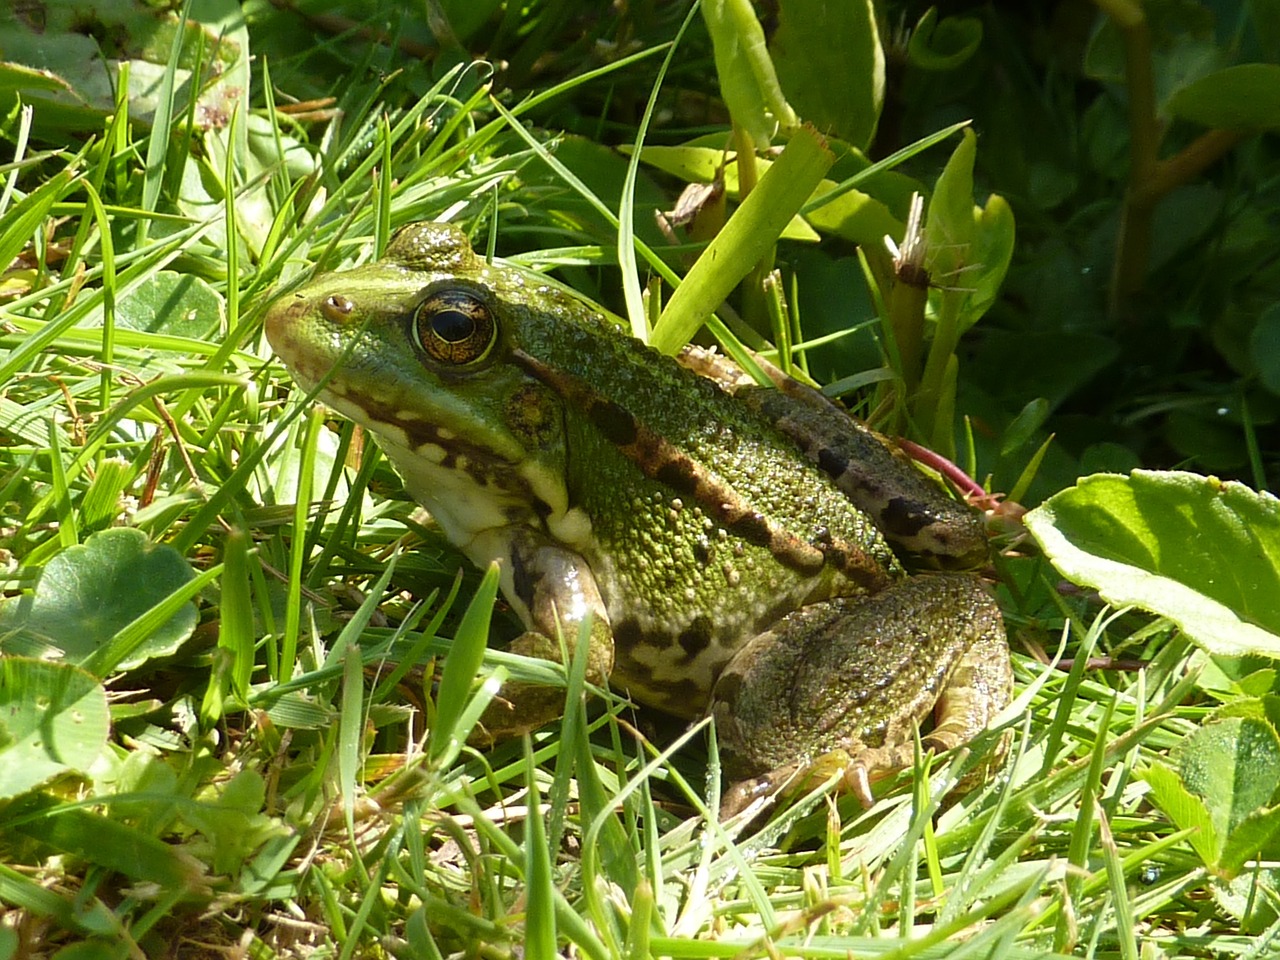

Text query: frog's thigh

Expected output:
[710,574,1008,786]
[474,529,614,744]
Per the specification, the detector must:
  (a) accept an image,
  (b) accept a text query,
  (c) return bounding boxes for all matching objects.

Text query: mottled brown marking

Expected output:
[588,399,638,446]
[678,615,713,660]
[817,446,849,481]
[510,348,890,581]
[882,496,936,539]
[655,460,699,496]
[613,617,643,648]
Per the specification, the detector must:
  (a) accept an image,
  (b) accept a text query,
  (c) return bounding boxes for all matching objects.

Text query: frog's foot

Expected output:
[469,537,617,746]
[711,574,1011,818]
[719,745,913,819]
[469,620,613,746]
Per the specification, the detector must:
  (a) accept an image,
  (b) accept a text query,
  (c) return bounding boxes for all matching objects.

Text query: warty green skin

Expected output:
[265,221,1012,812]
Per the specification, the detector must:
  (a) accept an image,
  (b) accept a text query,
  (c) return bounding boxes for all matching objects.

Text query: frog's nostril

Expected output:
[321,295,356,323]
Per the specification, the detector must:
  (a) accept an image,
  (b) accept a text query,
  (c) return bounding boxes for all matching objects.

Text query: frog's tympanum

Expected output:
[265,222,1012,815]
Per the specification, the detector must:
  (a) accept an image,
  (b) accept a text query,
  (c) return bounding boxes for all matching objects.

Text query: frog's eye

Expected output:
[412,290,496,365]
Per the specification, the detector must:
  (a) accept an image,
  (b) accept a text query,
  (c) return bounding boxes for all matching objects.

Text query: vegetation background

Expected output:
[0,0,1279,957]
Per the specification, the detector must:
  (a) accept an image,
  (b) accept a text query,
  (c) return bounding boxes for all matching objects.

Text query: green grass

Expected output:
[1,2,1279,957]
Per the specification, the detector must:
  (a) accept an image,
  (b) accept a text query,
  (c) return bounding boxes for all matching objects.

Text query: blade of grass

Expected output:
[339,643,365,845]
[280,405,324,682]
[428,562,500,766]
[487,96,679,292]
[651,126,835,354]
[46,417,77,550]
[1099,809,1139,960]
[0,863,114,936]
[524,735,557,960]
[617,3,700,338]
[4,798,209,894]
[218,526,255,702]
[138,0,191,243]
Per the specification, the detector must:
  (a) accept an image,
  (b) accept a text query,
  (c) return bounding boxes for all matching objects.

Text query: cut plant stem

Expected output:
[885,192,928,397]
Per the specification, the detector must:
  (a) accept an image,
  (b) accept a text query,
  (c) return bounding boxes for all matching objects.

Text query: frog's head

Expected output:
[264,222,595,541]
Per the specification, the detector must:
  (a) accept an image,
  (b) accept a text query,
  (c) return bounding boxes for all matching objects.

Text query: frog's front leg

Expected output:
[711,574,1010,816]
[469,527,614,744]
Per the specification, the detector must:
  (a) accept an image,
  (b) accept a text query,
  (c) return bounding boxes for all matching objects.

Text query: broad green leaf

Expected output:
[803,181,903,250]
[1168,64,1280,129]
[0,528,199,670]
[1178,717,1280,839]
[960,192,1016,327]
[926,128,977,286]
[1252,0,1280,62]
[185,768,284,879]
[1211,869,1280,933]
[907,8,984,71]
[769,0,883,149]
[0,2,241,135]
[651,127,835,353]
[1250,302,1280,396]
[0,659,109,799]
[1024,471,1280,657]
[4,796,208,893]
[106,271,225,338]
[1141,761,1219,867]
[1220,806,1280,877]
[701,0,797,149]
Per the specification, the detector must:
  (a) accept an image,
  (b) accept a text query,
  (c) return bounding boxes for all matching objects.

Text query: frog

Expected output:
[264,221,1013,816]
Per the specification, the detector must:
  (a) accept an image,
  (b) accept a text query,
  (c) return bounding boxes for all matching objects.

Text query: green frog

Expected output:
[264,221,1012,814]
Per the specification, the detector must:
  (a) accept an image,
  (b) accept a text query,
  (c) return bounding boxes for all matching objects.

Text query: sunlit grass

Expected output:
[0,4,1273,958]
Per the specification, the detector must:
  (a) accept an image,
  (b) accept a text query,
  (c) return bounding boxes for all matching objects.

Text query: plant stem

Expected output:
[1140,128,1247,204]
[1101,1,1247,319]
[1103,0,1159,318]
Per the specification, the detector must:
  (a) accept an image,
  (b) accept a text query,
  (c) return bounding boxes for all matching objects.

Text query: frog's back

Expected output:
[505,308,904,714]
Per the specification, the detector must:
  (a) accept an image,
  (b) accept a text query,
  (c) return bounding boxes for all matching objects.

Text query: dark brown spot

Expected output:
[678,616,713,660]
[613,617,643,648]
[589,399,638,446]
[817,446,849,480]
[729,511,772,548]
[655,460,699,496]
[882,496,936,538]
[659,677,705,710]
[510,549,537,609]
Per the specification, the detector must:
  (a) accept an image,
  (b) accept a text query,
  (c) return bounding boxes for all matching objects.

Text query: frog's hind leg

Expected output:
[711,574,1010,816]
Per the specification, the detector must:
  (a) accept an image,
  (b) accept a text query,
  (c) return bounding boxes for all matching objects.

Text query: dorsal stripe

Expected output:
[511,348,892,589]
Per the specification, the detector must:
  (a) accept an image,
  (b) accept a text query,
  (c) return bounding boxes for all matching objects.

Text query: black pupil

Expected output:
[432,308,474,343]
